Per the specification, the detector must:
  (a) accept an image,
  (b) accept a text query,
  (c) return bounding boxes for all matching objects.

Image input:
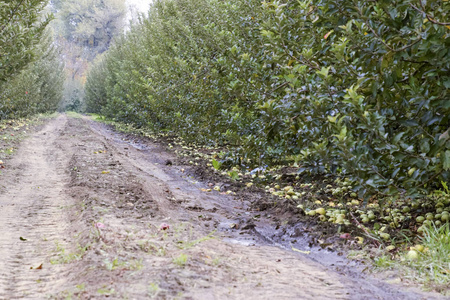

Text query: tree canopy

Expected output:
[0,0,51,82]
[0,1,64,119]
[86,0,449,198]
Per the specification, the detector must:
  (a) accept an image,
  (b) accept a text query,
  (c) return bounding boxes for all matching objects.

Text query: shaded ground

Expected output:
[0,114,444,299]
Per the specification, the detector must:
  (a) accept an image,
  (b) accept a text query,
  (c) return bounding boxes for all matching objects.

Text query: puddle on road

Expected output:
[254,222,363,272]
[97,120,365,274]
[223,238,257,246]
[83,117,446,300]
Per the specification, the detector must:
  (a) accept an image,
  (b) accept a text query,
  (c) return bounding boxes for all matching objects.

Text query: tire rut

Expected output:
[0,115,444,299]
[0,116,72,299]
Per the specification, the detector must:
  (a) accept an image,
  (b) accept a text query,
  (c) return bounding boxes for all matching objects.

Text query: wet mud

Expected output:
[0,115,443,299]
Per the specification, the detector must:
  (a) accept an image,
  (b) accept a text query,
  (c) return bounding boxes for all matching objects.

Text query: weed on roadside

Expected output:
[50,242,87,264]
[65,111,83,119]
[172,253,188,267]
[0,114,56,163]
[97,287,115,296]
[176,231,216,250]
[372,222,450,295]
[405,223,450,292]
[148,282,161,298]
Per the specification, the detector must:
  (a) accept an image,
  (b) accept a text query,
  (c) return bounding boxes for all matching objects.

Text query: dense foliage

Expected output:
[85,0,449,198]
[0,31,64,119]
[0,0,51,82]
[0,1,64,119]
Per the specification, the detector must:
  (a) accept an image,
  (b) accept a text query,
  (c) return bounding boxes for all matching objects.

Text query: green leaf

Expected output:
[212,159,222,170]
[228,170,240,180]
[327,115,337,123]
[420,140,430,154]
[444,150,450,171]
[339,126,347,141]
[381,51,394,72]
[439,129,449,142]
[393,132,405,143]
[316,66,330,79]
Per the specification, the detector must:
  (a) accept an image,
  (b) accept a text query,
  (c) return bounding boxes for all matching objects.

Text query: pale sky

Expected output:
[126,0,152,13]
[125,0,152,24]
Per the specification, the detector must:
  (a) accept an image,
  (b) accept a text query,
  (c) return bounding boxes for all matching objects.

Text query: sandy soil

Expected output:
[0,115,444,299]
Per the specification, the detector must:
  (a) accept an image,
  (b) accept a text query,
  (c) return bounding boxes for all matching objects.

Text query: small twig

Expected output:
[268,81,289,94]
[401,58,430,64]
[366,23,422,52]
[410,2,450,26]
[393,38,422,52]
[305,6,318,18]
[369,166,406,196]
[281,41,320,70]
[357,6,423,53]
[349,212,381,247]
[414,172,441,190]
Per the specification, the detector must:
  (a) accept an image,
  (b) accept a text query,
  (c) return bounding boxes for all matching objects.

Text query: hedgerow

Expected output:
[0,0,51,83]
[85,0,449,198]
[0,31,64,119]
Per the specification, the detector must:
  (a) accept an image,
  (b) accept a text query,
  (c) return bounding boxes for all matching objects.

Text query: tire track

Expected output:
[0,116,73,299]
[0,115,444,299]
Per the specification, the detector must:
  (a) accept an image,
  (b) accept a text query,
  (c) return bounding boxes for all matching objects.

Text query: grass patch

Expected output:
[172,253,188,267]
[50,242,87,264]
[97,287,115,296]
[373,222,450,295]
[148,282,161,298]
[406,223,450,290]
[65,111,83,118]
[176,230,215,250]
[0,113,57,161]
[103,257,144,271]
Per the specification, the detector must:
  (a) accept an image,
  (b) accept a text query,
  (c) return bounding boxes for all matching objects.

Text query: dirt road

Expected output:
[0,115,442,299]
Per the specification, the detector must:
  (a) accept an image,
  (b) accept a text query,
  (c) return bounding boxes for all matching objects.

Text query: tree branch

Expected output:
[356,6,422,53]
[410,2,450,26]
[0,0,26,35]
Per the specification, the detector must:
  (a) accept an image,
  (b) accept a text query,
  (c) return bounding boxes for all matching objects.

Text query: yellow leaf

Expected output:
[327,116,337,123]
[324,30,333,39]
[101,171,110,174]
[291,246,310,254]
[356,236,364,244]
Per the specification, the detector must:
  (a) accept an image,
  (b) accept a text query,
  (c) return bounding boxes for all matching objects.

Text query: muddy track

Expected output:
[0,116,72,298]
[0,115,443,299]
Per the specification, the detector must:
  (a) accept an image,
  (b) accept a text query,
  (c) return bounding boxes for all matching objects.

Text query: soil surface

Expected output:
[0,114,444,299]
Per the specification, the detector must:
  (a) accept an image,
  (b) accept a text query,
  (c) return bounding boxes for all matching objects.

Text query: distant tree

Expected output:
[55,0,126,59]
[49,0,125,111]
[0,0,51,82]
